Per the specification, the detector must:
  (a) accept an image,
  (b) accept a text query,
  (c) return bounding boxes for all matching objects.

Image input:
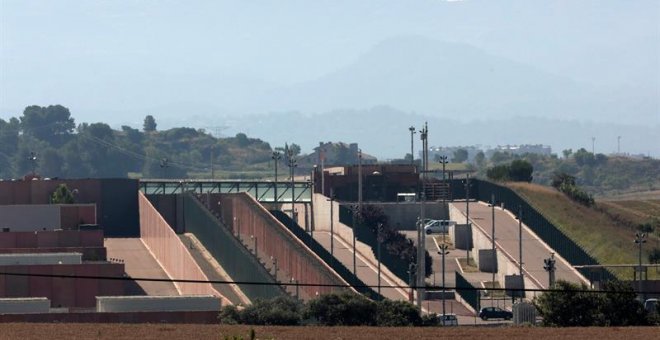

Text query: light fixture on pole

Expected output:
[287,150,297,223]
[543,252,556,288]
[408,126,416,166]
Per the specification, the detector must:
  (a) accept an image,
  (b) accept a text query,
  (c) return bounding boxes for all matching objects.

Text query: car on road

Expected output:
[478,307,513,321]
[440,313,458,326]
[424,220,456,234]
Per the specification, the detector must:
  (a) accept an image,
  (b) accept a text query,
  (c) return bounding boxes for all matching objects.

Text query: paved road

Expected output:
[313,231,408,301]
[105,238,179,296]
[452,201,587,289]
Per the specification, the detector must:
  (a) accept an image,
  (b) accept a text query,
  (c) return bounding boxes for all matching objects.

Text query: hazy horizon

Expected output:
[1,0,658,157]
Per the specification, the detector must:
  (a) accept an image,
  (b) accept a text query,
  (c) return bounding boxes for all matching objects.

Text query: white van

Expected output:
[424,220,456,234]
[440,313,458,326]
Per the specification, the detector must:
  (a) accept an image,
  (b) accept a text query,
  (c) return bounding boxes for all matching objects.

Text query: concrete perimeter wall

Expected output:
[139,192,224,300]
[222,193,348,298]
[0,310,219,323]
[0,263,124,308]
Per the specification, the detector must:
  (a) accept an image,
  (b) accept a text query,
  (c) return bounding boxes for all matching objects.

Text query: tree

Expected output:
[289,143,301,156]
[534,280,605,326]
[474,151,486,168]
[143,115,157,132]
[486,164,510,181]
[452,148,468,163]
[51,183,75,204]
[562,149,573,158]
[508,159,533,182]
[20,105,75,145]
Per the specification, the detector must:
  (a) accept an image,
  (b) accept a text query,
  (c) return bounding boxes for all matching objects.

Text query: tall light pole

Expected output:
[328,191,335,257]
[591,137,596,154]
[491,193,496,293]
[634,232,647,298]
[465,173,471,264]
[288,151,297,223]
[407,262,417,303]
[417,122,428,308]
[358,148,363,210]
[518,205,524,278]
[272,151,281,203]
[28,152,37,175]
[350,204,359,276]
[439,244,449,317]
[377,223,384,296]
[543,253,556,288]
[320,148,326,196]
[160,157,170,179]
[408,126,416,165]
[617,136,621,154]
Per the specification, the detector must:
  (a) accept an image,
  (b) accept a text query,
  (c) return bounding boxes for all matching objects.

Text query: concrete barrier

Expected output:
[96,295,221,312]
[0,253,82,265]
[0,297,50,314]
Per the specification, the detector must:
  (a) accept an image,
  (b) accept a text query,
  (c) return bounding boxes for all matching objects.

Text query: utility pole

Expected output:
[272,151,281,203]
[407,262,417,304]
[409,126,416,166]
[617,136,621,154]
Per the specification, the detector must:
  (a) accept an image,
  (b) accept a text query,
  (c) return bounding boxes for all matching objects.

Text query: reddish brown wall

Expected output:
[222,193,347,298]
[0,263,124,308]
[0,230,103,248]
[60,204,97,229]
[139,192,223,299]
[0,310,218,323]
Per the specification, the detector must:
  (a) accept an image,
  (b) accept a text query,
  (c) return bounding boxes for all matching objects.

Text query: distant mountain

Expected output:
[258,36,655,123]
[223,106,660,159]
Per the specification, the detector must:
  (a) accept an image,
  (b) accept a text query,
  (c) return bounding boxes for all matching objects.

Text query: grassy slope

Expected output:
[507,182,658,279]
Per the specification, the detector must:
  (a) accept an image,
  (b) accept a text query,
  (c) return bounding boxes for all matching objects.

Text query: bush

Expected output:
[239,296,302,325]
[376,299,422,326]
[305,291,377,326]
[533,280,651,327]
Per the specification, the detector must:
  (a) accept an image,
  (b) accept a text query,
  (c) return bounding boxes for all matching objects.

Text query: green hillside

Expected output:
[507,182,659,280]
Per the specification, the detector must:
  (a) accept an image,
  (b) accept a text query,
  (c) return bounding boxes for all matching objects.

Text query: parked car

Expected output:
[440,313,458,326]
[424,220,456,234]
[644,298,658,314]
[478,307,513,320]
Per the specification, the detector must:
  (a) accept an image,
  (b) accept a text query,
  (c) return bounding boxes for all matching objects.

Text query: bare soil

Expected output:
[0,323,658,340]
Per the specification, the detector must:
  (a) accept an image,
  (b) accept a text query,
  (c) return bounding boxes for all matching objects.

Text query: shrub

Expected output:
[239,296,302,325]
[304,291,377,326]
[376,299,422,326]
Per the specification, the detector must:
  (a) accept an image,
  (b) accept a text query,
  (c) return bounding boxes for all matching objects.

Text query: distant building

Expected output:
[488,144,552,157]
[297,141,378,167]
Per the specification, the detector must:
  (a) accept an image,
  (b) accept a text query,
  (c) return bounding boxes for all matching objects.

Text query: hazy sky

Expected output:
[1,1,658,131]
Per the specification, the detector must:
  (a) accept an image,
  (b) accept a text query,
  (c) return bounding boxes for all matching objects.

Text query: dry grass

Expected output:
[0,323,658,340]
[506,183,659,279]
[457,258,478,273]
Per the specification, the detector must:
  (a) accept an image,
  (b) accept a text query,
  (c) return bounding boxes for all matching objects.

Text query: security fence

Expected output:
[270,210,384,300]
